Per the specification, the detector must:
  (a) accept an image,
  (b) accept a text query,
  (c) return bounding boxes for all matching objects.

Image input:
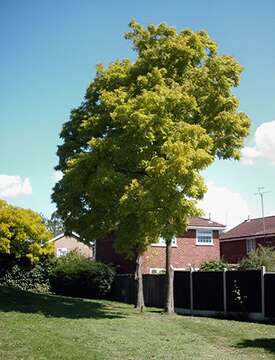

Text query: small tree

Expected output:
[52,21,250,313]
[0,199,53,263]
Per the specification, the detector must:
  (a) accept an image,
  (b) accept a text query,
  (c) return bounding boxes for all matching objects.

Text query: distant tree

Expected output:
[0,199,53,263]
[52,21,250,313]
[41,211,64,237]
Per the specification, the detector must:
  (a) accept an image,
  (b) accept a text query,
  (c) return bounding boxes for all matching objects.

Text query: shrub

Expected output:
[49,251,115,299]
[0,262,51,293]
[239,246,275,271]
[200,259,228,271]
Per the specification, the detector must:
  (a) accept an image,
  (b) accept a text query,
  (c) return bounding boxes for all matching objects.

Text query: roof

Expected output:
[221,215,275,241]
[188,217,225,229]
[50,231,80,242]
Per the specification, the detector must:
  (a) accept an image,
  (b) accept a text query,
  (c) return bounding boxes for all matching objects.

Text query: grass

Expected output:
[0,286,275,360]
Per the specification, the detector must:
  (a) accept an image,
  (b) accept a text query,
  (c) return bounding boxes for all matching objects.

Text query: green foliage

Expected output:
[41,211,64,237]
[0,199,54,263]
[49,251,115,298]
[0,261,52,293]
[52,21,250,261]
[200,259,228,271]
[239,246,275,272]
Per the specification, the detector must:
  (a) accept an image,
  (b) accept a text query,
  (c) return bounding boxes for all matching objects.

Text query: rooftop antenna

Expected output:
[255,187,270,238]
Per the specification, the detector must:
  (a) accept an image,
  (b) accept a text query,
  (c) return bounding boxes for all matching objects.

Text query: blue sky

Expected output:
[0,0,275,228]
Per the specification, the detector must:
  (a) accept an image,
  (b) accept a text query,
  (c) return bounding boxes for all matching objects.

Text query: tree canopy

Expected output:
[53,21,250,259]
[0,200,53,263]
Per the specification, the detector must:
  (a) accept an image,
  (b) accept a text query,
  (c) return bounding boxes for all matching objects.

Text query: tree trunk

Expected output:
[165,240,174,313]
[135,253,145,312]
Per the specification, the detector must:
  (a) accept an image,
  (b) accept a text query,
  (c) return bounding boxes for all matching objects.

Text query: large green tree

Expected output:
[52,21,250,313]
[0,200,53,263]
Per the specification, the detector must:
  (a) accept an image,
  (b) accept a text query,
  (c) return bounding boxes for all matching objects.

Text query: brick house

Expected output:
[50,232,94,259]
[220,215,275,263]
[95,217,225,274]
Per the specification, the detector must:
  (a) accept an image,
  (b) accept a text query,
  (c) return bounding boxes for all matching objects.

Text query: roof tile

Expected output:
[188,216,225,228]
[221,216,275,240]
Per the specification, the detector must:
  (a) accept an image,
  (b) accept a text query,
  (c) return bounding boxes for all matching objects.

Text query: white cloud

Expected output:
[242,120,275,165]
[53,171,63,182]
[0,175,32,198]
[198,181,250,230]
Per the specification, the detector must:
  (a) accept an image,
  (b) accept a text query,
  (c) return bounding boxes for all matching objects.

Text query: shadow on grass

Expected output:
[0,286,126,320]
[236,338,275,355]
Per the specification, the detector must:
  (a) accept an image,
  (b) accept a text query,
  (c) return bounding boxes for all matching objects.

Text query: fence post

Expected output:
[261,266,266,318]
[190,267,194,315]
[223,268,227,315]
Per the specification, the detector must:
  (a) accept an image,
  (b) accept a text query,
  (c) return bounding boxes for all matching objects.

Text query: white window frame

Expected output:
[56,247,68,257]
[246,238,256,254]
[196,229,213,246]
[149,268,166,274]
[151,236,177,247]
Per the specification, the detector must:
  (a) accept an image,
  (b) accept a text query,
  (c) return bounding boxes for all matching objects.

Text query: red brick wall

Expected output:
[221,236,275,263]
[96,230,221,274]
[95,234,135,274]
[257,236,275,248]
[220,240,246,263]
[141,230,220,273]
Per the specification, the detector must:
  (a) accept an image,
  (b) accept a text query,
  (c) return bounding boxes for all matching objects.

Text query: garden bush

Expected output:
[0,260,52,293]
[199,259,228,271]
[239,246,275,271]
[49,251,115,299]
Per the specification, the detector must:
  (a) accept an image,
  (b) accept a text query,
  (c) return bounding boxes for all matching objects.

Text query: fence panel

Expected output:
[110,274,136,304]
[192,271,224,311]
[226,270,262,313]
[110,270,269,318]
[264,273,275,317]
[174,271,191,309]
[143,274,165,308]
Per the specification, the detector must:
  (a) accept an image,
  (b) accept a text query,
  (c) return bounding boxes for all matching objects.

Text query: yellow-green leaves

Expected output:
[53,21,250,259]
[0,200,53,263]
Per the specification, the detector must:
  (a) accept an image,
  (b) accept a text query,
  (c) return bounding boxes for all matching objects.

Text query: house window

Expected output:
[150,268,166,274]
[196,230,213,245]
[246,239,256,254]
[152,236,177,247]
[56,248,68,257]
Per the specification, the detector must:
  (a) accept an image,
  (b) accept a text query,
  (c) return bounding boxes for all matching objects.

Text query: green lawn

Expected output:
[0,286,275,360]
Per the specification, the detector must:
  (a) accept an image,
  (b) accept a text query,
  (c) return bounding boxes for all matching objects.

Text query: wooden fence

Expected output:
[109,268,275,320]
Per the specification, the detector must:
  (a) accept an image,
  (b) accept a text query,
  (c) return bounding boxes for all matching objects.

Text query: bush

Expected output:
[0,261,51,293]
[200,259,228,271]
[49,251,115,299]
[239,246,275,271]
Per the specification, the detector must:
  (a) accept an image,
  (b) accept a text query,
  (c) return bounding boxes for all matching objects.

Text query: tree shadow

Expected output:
[0,286,126,320]
[236,338,275,355]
